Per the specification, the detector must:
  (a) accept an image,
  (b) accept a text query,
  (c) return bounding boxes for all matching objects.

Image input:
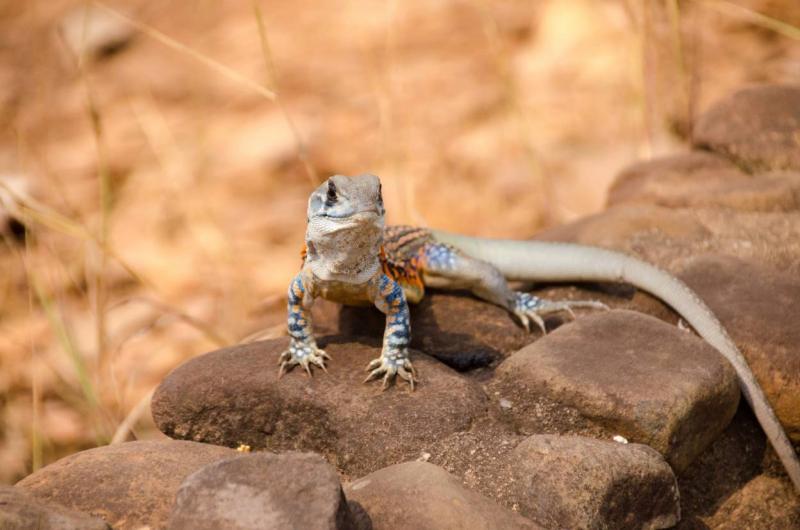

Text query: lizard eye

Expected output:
[377,183,383,204]
[326,181,337,204]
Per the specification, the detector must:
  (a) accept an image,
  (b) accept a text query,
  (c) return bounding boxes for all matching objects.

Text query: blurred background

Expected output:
[1,0,798,484]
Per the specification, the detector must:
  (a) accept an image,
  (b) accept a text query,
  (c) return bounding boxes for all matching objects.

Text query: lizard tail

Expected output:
[431,230,800,493]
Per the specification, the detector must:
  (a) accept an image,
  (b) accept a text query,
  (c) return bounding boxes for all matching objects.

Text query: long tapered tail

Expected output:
[432,230,800,493]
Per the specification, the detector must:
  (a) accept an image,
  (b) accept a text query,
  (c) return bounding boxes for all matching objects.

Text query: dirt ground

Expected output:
[1,0,799,484]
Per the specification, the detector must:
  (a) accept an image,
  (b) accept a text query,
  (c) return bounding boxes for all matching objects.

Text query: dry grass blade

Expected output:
[251,0,319,185]
[74,16,112,378]
[0,179,156,291]
[238,323,286,344]
[28,269,99,410]
[92,1,277,101]
[108,296,231,347]
[701,0,800,40]
[110,387,155,444]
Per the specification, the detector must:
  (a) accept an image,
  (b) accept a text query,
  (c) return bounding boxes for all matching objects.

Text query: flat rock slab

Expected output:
[152,338,488,478]
[492,310,740,471]
[345,461,541,530]
[679,254,800,441]
[693,84,800,172]
[15,440,235,530]
[508,435,679,529]
[170,452,353,530]
[607,151,800,212]
[0,485,110,530]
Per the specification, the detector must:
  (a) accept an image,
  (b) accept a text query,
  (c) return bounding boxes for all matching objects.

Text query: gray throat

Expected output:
[305,215,383,284]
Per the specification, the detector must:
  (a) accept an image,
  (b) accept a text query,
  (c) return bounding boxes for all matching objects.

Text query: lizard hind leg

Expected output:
[419,242,607,333]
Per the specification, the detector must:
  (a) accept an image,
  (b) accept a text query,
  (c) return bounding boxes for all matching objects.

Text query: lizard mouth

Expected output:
[319,209,382,221]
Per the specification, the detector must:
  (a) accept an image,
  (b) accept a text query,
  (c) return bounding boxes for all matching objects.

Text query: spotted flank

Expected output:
[382,225,432,261]
[421,242,458,271]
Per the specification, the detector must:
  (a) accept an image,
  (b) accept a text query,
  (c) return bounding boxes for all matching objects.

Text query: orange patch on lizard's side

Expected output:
[380,246,425,304]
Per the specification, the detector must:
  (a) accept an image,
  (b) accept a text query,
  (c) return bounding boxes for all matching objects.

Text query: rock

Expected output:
[0,485,110,530]
[535,204,711,255]
[59,5,135,60]
[152,338,488,478]
[15,440,236,530]
[345,461,541,530]
[507,435,679,529]
[609,151,742,204]
[492,310,740,470]
[607,152,800,212]
[696,475,800,529]
[170,452,353,530]
[535,205,800,276]
[693,85,800,172]
[679,255,800,441]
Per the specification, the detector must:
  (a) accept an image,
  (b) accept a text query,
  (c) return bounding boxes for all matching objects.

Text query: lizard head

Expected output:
[307,173,385,223]
[304,174,385,281]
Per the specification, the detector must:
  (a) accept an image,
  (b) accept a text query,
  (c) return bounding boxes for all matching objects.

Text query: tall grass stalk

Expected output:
[251,1,319,186]
[93,2,277,101]
[701,0,800,40]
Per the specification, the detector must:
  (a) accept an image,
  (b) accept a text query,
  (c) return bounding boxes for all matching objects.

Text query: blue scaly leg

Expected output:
[364,273,417,390]
[278,273,330,376]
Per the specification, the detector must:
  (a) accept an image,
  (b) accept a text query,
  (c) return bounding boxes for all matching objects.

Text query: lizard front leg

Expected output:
[420,242,607,333]
[278,272,330,377]
[364,273,417,390]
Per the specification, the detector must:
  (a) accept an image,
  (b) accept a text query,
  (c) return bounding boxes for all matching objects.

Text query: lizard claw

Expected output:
[278,339,330,378]
[363,351,416,390]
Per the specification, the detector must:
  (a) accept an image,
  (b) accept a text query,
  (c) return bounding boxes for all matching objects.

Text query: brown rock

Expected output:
[508,435,679,529]
[152,338,488,478]
[15,440,235,530]
[609,151,742,204]
[697,475,800,529]
[535,205,800,276]
[0,485,110,530]
[345,461,541,530]
[493,310,740,470]
[693,84,800,172]
[535,204,711,251]
[679,255,800,441]
[608,151,800,212]
[170,452,353,530]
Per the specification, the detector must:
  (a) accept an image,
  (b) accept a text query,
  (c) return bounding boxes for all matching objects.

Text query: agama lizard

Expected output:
[278,173,800,493]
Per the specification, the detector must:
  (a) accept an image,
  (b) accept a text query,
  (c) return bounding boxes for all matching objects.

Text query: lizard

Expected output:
[278,173,800,493]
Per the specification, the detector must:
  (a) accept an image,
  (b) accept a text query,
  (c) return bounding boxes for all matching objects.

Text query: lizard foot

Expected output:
[513,292,608,334]
[363,349,417,391]
[278,339,331,377]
